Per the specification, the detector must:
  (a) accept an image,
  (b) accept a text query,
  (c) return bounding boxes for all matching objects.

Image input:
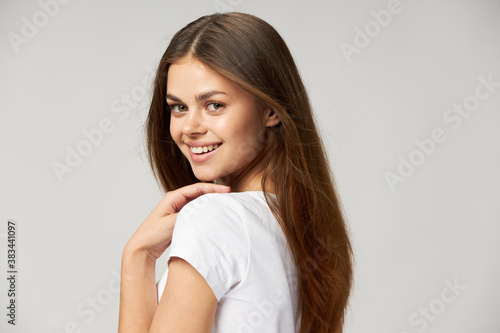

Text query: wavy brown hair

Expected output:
[144,12,354,333]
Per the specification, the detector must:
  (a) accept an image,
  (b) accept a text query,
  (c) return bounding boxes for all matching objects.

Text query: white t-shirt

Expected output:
[156,191,301,332]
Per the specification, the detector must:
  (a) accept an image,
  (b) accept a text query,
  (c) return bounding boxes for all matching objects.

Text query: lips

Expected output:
[189,143,221,154]
[185,141,223,148]
[187,142,222,163]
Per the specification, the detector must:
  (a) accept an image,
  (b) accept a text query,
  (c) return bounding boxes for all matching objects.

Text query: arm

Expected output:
[118,247,157,333]
[149,257,218,332]
[118,249,217,333]
[118,183,230,332]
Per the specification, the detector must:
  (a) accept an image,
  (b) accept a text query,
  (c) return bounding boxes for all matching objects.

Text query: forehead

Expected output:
[167,56,228,90]
[166,56,254,102]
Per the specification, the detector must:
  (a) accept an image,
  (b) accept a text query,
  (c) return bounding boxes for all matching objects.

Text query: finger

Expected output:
[154,183,230,216]
[183,182,232,197]
[169,183,231,214]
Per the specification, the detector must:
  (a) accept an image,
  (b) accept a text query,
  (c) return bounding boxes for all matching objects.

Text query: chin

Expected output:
[195,175,216,182]
[192,169,219,182]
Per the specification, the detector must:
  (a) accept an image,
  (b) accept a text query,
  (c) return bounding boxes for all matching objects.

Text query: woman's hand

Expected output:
[124,182,231,262]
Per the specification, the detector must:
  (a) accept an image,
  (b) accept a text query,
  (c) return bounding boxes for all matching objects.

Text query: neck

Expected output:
[214,148,275,194]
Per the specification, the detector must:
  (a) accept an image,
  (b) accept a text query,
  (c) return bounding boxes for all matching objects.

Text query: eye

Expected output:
[207,102,225,112]
[169,104,187,113]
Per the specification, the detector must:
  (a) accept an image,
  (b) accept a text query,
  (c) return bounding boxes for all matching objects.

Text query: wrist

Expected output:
[122,242,156,266]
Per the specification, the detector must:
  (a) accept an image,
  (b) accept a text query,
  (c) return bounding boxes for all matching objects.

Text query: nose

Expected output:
[181,108,206,136]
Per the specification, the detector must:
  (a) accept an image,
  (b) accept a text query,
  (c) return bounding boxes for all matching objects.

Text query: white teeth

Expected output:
[190,144,220,154]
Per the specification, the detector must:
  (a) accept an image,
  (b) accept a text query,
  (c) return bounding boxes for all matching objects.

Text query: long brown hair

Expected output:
[144,12,354,333]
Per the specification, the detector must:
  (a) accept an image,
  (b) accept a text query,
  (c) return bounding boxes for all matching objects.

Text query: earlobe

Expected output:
[265,108,281,127]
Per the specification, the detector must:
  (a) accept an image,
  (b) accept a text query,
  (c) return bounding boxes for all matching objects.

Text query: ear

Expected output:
[264,108,281,127]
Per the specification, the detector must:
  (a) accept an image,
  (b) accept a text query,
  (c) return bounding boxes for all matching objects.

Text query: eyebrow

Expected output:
[166,91,227,103]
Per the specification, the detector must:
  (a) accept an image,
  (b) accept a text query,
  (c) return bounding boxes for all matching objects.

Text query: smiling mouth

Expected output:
[189,143,222,154]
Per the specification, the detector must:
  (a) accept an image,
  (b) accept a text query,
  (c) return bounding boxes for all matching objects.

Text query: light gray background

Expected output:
[1,0,499,332]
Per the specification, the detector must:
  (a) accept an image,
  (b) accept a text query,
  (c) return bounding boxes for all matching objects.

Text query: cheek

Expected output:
[223,115,266,153]
[229,128,265,162]
[169,119,181,144]
[170,116,179,134]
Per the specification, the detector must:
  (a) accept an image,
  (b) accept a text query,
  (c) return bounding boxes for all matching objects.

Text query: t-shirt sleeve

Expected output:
[165,193,250,302]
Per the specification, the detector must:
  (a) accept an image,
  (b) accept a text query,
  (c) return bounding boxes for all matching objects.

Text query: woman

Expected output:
[119,12,354,333]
